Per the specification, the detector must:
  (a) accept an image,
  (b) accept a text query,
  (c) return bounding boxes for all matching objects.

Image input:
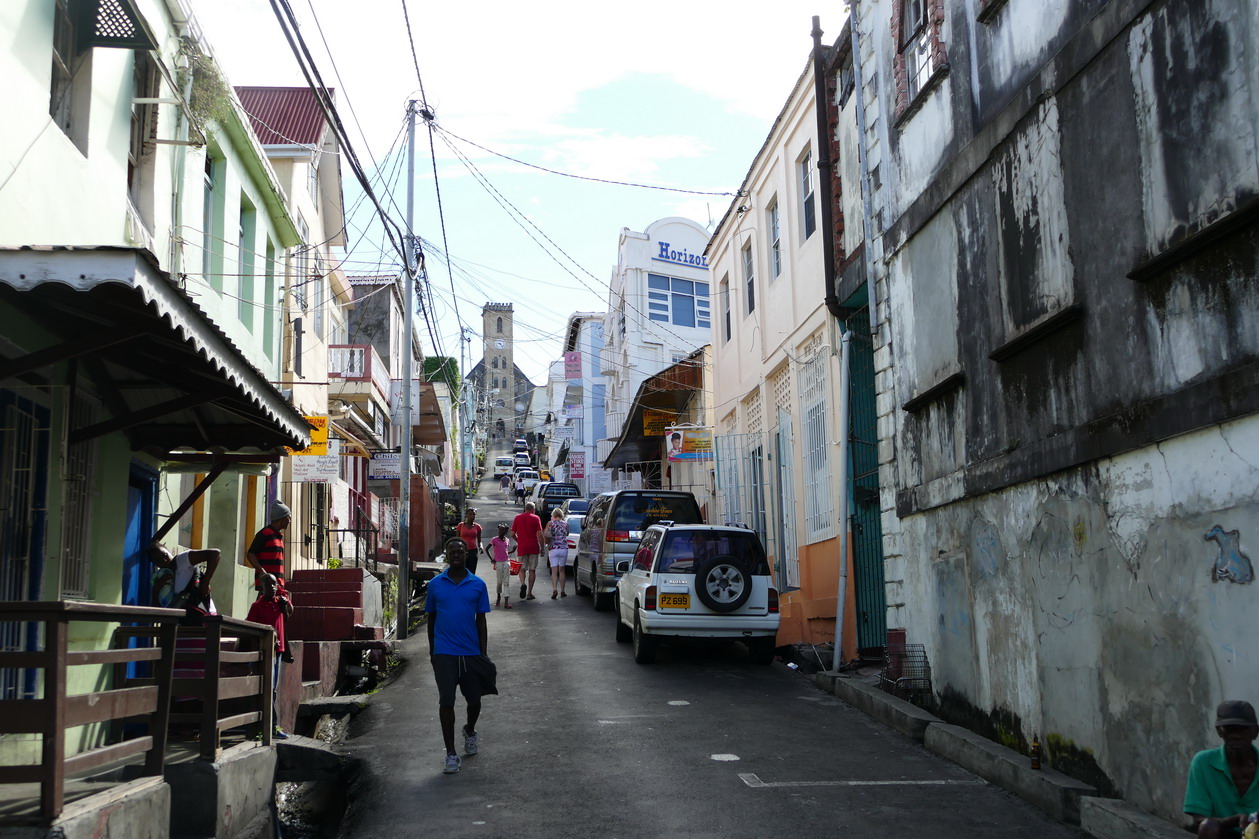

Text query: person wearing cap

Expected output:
[1184,699,1259,837]
[247,501,294,662]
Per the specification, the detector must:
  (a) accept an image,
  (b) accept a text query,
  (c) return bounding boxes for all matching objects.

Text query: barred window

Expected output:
[798,350,834,543]
[61,393,99,599]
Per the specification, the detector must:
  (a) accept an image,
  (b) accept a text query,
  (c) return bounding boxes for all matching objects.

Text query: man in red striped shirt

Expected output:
[248,502,294,661]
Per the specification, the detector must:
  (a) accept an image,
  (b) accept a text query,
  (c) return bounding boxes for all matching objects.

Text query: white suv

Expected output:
[613,523,780,664]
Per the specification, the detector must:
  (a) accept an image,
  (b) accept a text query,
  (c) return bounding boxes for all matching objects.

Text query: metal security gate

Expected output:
[843,309,887,653]
[713,432,773,561]
[0,390,50,699]
[773,409,799,590]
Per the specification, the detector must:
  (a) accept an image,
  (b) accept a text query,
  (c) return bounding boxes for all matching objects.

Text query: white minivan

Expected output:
[493,456,515,479]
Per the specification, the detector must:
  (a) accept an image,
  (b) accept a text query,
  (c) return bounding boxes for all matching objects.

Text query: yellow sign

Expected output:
[642,409,672,436]
[287,416,328,456]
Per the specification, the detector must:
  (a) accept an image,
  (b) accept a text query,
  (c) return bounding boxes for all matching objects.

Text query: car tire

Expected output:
[615,601,632,643]
[693,555,753,613]
[747,636,776,665]
[591,564,612,611]
[632,612,656,663]
[575,563,590,596]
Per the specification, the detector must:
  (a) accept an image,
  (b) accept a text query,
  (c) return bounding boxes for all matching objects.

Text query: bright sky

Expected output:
[191,0,846,384]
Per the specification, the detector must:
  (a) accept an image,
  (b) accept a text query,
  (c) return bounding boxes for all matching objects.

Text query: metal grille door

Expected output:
[844,311,887,652]
[713,432,773,559]
[774,409,799,590]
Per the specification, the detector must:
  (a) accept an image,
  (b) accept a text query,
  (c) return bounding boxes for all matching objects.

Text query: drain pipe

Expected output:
[830,329,853,673]
[850,3,880,337]
[812,15,852,670]
[811,16,841,319]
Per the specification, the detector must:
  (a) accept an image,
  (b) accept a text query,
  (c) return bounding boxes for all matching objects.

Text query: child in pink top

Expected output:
[488,524,516,609]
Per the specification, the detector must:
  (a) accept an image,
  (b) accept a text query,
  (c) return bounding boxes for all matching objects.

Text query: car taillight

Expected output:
[768,588,779,613]
[567,539,576,549]
[606,530,631,542]
[645,585,657,610]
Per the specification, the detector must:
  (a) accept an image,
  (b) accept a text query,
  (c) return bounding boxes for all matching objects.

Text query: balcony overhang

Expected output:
[602,360,702,469]
[0,246,310,452]
[414,381,447,446]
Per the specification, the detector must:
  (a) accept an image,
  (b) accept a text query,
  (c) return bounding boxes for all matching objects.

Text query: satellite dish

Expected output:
[514,402,526,412]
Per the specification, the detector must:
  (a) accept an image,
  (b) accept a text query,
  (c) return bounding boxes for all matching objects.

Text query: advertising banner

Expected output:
[642,409,672,436]
[552,425,575,440]
[564,351,582,380]
[286,416,328,456]
[368,452,402,480]
[569,451,586,479]
[665,426,713,462]
[389,380,422,425]
[563,403,583,419]
[293,439,340,481]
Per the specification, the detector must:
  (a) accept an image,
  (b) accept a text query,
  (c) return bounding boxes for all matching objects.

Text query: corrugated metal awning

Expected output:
[0,246,311,452]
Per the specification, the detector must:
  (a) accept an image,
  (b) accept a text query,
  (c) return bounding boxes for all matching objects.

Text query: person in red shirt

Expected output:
[246,502,294,662]
[455,508,484,575]
[510,501,544,600]
[247,573,294,739]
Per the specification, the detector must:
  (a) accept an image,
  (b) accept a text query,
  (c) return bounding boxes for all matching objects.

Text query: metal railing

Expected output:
[0,602,184,823]
[147,615,275,761]
[328,344,391,402]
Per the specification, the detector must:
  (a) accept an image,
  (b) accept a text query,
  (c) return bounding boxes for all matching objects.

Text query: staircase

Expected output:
[286,567,382,642]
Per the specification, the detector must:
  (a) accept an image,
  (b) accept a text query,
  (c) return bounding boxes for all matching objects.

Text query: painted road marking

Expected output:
[739,773,983,788]
[711,754,741,761]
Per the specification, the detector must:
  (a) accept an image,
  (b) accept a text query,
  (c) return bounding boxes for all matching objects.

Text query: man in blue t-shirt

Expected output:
[426,537,491,775]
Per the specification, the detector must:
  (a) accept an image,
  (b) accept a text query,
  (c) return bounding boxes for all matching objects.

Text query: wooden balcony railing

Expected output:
[117,614,275,761]
[0,602,184,823]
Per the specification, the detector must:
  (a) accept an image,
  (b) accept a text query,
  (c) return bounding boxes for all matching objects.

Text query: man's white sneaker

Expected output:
[464,728,479,756]
[443,753,461,774]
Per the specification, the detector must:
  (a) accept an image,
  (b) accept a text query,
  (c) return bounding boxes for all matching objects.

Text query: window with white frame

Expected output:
[238,196,257,329]
[901,0,932,101]
[308,156,319,203]
[768,200,782,278]
[742,244,755,314]
[720,275,731,343]
[798,349,834,542]
[647,274,710,329]
[800,151,817,240]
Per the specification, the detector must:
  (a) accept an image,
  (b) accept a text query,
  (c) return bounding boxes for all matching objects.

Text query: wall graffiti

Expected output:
[1205,525,1253,584]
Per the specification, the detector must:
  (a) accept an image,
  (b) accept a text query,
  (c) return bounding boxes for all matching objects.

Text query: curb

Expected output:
[812,671,1183,834]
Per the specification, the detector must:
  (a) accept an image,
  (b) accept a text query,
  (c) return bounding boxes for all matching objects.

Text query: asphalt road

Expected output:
[335,463,1088,839]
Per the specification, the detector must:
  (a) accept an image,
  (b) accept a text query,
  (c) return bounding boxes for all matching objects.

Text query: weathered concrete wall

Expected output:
[166,743,276,839]
[899,416,1258,817]
[861,0,1259,821]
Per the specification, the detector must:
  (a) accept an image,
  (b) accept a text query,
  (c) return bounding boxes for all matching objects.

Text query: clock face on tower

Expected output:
[494,339,505,350]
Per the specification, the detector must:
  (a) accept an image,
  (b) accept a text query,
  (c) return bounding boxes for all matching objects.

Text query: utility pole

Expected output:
[397,100,417,640]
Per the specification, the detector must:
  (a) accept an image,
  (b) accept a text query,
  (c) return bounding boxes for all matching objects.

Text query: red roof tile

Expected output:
[235,86,331,147]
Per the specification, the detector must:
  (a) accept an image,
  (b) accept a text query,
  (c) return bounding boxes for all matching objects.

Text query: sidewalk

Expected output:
[810,668,1186,839]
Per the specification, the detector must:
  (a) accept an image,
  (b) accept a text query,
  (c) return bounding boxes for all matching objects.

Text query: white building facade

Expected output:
[598,217,714,479]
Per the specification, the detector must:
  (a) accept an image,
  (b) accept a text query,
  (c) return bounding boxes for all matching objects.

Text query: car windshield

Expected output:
[609,495,700,531]
[655,531,767,574]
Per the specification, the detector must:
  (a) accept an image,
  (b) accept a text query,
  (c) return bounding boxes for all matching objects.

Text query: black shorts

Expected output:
[431,654,483,706]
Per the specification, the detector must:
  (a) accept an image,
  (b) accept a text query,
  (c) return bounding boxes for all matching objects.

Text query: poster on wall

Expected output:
[569,451,586,479]
[286,415,328,456]
[642,409,672,436]
[552,425,575,440]
[293,439,340,481]
[563,403,583,419]
[564,351,582,380]
[665,426,713,462]
[369,452,402,480]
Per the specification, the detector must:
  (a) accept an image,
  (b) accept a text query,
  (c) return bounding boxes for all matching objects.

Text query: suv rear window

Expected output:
[543,484,580,498]
[656,530,769,574]
[608,494,701,532]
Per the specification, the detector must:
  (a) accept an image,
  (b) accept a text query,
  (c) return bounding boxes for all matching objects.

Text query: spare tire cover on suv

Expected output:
[693,554,752,612]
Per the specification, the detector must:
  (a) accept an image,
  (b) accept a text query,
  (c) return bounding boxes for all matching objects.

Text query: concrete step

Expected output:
[275,734,357,783]
[297,694,371,718]
[925,723,1097,824]
[288,591,363,608]
[287,580,365,594]
[815,671,939,742]
[288,606,363,641]
[290,567,369,583]
[1080,797,1186,839]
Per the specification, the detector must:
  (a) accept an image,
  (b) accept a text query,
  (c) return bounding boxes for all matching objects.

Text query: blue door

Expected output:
[123,471,156,607]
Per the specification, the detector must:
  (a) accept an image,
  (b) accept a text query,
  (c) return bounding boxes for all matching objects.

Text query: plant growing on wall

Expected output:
[180,38,233,126]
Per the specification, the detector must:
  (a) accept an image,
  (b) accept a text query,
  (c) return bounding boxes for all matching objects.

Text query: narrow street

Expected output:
[334,469,1087,839]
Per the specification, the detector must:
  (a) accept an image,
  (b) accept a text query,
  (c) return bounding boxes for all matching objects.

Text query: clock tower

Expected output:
[481,302,515,440]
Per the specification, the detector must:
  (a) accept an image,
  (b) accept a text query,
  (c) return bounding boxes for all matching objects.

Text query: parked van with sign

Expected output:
[493,456,515,479]
[574,490,703,611]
